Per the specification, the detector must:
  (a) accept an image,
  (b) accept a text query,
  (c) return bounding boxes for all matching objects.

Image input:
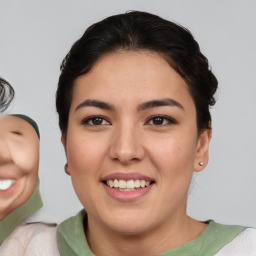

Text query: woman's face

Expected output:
[62,51,210,235]
[0,116,39,219]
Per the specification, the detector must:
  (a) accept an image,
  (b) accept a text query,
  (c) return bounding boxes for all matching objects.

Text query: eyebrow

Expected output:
[138,98,184,111]
[75,99,114,112]
[75,98,184,112]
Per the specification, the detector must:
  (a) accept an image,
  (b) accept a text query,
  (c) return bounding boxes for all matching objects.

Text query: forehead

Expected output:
[0,115,37,137]
[86,50,181,85]
[71,51,194,111]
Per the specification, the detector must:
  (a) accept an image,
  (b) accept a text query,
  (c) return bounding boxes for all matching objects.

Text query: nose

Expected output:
[0,137,11,165]
[109,122,145,164]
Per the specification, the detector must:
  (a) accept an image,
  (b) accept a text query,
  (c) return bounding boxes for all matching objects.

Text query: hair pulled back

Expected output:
[56,11,218,134]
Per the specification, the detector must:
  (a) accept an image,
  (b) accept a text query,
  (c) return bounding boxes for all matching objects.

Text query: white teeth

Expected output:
[126,180,135,189]
[119,180,126,188]
[114,179,119,187]
[106,180,114,187]
[140,180,146,188]
[134,180,140,188]
[106,179,151,189]
[0,179,16,190]
[119,188,135,191]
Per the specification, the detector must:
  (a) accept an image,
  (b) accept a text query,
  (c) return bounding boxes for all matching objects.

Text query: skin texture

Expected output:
[0,116,39,219]
[62,51,211,255]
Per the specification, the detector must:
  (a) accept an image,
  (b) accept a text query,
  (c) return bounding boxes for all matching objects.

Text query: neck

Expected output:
[86,213,207,256]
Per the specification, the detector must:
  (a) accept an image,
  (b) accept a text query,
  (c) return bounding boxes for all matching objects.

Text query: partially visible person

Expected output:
[0,77,14,112]
[0,115,58,256]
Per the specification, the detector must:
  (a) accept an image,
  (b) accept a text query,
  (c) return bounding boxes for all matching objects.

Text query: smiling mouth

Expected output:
[0,179,17,190]
[104,179,155,191]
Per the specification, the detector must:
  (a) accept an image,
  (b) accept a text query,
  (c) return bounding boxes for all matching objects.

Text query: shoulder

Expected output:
[23,222,59,255]
[58,209,85,231]
[57,210,93,256]
[0,222,59,256]
[215,228,256,256]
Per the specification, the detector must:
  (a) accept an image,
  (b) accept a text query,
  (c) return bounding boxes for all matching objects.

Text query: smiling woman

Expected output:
[56,11,256,256]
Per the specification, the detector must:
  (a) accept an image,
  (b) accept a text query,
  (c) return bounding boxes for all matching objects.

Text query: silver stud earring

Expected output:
[198,162,204,166]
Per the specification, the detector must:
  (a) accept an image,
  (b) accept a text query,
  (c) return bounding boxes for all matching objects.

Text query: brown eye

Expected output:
[91,117,104,125]
[146,115,176,126]
[81,116,111,126]
[152,117,165,125]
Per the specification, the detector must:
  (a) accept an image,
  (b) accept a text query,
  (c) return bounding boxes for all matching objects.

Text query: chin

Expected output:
[99,210,155,236]
[109,222,151,236]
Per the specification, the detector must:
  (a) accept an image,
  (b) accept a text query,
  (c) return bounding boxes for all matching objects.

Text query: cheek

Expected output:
[66,135,109,210]
[148,135,197,208]
[147,132,197,176]
[67,135,108,179]
[14,145,39,176]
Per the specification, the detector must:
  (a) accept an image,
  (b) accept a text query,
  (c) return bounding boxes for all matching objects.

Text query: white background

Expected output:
[0,0,255,227]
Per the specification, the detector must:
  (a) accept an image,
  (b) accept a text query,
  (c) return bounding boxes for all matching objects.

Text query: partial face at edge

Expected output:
[62,51,211,234]
[0,115,39,219]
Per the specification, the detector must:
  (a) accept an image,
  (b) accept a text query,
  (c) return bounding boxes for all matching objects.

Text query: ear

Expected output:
[194,129,211,172]
[61,134,71,176]
[64,163,70,176]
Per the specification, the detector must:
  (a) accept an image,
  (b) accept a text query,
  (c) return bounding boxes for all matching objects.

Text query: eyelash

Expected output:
[81,115,176,126]
[145,115,176,126]
[81,116,111,126]
[11,131,22,135]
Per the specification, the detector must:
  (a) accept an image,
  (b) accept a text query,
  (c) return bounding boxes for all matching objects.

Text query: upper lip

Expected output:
[0,175,19,180]
[0,166,22,180]
[101,172,155,182]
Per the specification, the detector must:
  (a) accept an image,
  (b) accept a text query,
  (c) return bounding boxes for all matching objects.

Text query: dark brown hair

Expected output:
[56,11,217,134]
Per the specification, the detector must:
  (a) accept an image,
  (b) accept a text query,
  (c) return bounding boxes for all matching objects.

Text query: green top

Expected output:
[0,179,43,245]
[57,210,245,256]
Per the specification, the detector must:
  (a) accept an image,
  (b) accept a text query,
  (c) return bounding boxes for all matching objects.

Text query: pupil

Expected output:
[153,117,163,125]
[93,118,102,125]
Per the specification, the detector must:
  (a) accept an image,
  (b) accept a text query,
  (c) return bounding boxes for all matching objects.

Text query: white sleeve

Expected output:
[215,228,256,256]
[0,223,59,256]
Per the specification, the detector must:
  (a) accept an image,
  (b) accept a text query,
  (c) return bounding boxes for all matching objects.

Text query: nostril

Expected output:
[108,131,145,163]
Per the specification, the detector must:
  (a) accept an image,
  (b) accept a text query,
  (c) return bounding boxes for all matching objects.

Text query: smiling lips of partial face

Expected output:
[0,166,22,192]
[0,163,31,219]
[0,162,27,196]
[0,179,16,190]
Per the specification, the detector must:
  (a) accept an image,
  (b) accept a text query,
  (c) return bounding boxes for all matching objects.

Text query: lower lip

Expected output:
[102,183,153,202]
[0,182,19,196]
